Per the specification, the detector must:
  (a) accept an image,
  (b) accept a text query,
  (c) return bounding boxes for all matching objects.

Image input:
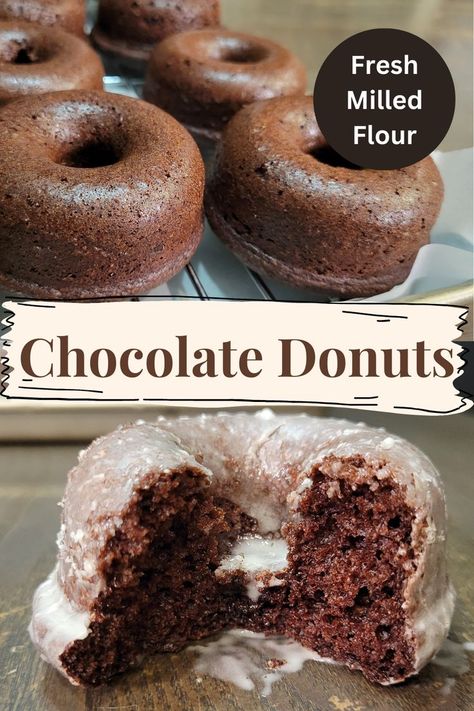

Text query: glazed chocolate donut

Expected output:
[92,0,220,69]
[0,21,104,105]
[206,95,444,298]
[29,411,453,686]
[143,29,307,146]
[0,0,85,36]
[0,90,205,298]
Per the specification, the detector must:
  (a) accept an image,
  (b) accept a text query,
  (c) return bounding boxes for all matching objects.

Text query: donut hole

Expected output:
[59,140,122,169]
[216,39,269,64]
[47,103,128,169]
[0,38,46,64]
[310,145,362,170]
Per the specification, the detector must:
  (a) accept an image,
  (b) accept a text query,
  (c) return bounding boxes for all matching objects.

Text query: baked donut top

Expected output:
[217,94,442,210]
[96,0,221,47]
[0,0,85,35]
[0,89,203,190]
[0,21,103,101]
[149,28,307,107]
[0,19,63,64]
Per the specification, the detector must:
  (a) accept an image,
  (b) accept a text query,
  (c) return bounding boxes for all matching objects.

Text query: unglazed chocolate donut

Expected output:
[92,0,220,69]
[0,0,85,36]
[29,411,454,686]
[206,95,444,298]
[0,21,104,105]
[0,90,205,298]
[143,29,307,145]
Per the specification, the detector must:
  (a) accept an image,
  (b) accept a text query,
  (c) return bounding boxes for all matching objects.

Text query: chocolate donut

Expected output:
[143,29,307,146]
[92,0,220,70]
[29,411,454,686]
[0,0,85,36]
[0,21,104,105]
[0,90,205,298]
[206,95,444,298]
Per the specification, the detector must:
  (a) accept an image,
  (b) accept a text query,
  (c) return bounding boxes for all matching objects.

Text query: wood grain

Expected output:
[1,410,473,710]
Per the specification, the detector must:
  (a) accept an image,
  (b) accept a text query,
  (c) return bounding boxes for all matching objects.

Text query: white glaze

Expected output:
[28,564,90,684]
[189,630,336,697]
[216,535,289,601]
[411,578,456,671]
[217,535,288,575]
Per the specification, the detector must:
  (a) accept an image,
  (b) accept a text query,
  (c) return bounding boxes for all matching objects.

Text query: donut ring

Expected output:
[0,90,205,298]
[0,21,104,105]
[206,95,444,298]
[29,411,453,687]
[144,29,307,145]
[0,0,85,37]
[91,0,220,68]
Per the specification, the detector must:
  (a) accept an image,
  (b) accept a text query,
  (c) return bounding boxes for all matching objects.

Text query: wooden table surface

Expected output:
[0,408,473,711]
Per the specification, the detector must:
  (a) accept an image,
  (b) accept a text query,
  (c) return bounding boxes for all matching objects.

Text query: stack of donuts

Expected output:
[0,0,443,299]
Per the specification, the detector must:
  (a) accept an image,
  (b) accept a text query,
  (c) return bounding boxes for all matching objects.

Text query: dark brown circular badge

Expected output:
[314,28,455,169]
